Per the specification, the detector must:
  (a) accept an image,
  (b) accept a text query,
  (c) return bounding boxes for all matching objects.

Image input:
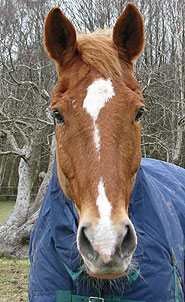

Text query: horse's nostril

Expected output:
[120,224,136,258]
[78,226,97,261]
[78,222,136,264]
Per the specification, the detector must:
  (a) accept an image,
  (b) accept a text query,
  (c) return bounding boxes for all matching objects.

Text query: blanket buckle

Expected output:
[88,297,104,302]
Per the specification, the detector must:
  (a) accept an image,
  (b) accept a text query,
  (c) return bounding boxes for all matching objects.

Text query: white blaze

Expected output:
[83,78,116,259]
[94,126,100,150]
[94,178,117,258]
[83,78,115,151]
[96,178,112,221]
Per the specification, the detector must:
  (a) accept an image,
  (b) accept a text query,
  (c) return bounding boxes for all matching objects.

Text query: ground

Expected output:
[0,201,30,302]
[0,258,30,302]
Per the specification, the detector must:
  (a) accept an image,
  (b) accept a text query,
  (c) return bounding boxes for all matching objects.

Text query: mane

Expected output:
[77,29,123,80]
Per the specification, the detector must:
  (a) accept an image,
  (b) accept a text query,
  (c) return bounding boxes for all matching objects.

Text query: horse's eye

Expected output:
[53,110,65,124]
[135,107,145,122]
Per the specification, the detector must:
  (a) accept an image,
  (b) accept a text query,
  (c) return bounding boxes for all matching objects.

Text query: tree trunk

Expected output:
[172,122,184,165]
[0,137,55,258]
[29,134,56,216]
[4,158,32,227]
[0,209,40,258]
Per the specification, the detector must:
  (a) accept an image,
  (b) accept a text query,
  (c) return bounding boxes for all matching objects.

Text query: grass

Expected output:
[0,202,30,301]
[0,257,30,302]
[0,201,15,226]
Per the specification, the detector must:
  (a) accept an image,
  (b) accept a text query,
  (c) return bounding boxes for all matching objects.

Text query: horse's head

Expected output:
[44,3,145,279]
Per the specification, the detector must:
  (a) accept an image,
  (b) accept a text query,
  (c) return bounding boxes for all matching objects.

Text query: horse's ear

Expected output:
[44,7,77,65]
[113,3,145,62]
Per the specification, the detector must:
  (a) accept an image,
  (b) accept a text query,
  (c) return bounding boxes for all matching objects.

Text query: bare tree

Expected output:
[0,0,56,257]
[137,0,185,165]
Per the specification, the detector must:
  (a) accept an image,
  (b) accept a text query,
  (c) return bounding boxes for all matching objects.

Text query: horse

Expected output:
[28,3,185,302]
[45,2,145,279]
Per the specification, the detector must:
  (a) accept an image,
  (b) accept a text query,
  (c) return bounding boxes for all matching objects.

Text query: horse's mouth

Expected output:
[87,270,128,279]
[82,253,132,280]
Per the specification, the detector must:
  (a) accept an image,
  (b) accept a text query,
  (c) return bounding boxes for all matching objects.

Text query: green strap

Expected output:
[56,290,74,302]
[126,268,140,285]
[63,262,101,296]
[63,262,82,281]
[56,290,145,302]
[62,263,141,300]
[63,262,140,285]
[173,266,180,302]
[171,246,180,302]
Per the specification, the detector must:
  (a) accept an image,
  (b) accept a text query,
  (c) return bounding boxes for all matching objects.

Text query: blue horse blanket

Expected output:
[28,158,185,302]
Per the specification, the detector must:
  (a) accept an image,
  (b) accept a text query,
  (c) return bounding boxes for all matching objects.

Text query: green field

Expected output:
[0,201,15,226]
[0,202,30,301]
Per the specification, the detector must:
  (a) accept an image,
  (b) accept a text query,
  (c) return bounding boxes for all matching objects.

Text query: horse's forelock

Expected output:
[77,29,126,80]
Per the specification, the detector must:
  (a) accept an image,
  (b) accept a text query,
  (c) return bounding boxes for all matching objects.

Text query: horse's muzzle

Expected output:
[77,220,137,279]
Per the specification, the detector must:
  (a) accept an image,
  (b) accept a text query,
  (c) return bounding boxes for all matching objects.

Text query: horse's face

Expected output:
[44,3,145,279]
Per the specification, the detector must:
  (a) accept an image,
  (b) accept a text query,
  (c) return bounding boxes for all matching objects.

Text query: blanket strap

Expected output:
[56,290,145,302]
[60,264,142,302]
[173,266,180,302]
[171,246,180,302]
